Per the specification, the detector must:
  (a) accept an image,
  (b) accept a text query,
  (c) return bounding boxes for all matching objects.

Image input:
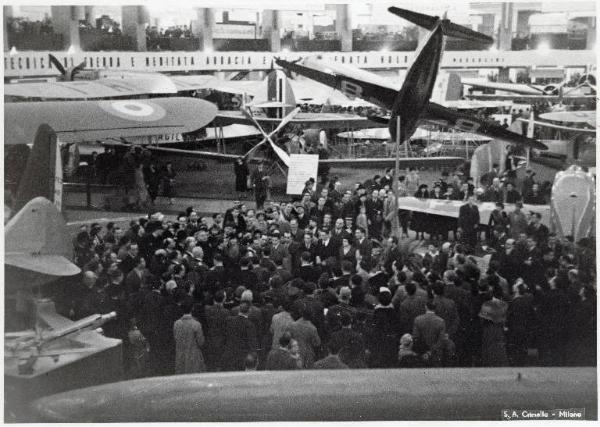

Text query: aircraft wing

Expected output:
[423,102,548,150]
[170,75,263,97]
[441,99,513,110]
[5,98,218,146]
[397,196,551,227]
[289,78,374,107]
[5,197,81,277]
[516,117,596,134]
[31,368,595,422]
[539,110,596,127]
[465,93,595,103]
[4,77,178,99]
[214,110,381,129]
[275,58,397,109]
[462,79,545,96]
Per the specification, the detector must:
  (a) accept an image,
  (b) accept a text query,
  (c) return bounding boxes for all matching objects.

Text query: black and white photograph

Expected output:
[3,0,597,422]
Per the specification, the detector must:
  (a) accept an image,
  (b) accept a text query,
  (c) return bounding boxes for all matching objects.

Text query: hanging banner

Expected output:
[286,154,319,195]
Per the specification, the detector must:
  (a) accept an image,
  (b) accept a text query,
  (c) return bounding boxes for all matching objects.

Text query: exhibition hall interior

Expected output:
[3,0,597,422]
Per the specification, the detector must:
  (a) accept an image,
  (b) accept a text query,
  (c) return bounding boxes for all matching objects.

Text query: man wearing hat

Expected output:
[325,286,356,333]
[521,168,536,200]
[508,201,528,239]
[269,230,289,267]
[251,162,269,210]
[458,196,480,251]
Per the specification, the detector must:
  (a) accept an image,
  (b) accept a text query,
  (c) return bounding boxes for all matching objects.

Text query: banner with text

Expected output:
[286,154,319,195]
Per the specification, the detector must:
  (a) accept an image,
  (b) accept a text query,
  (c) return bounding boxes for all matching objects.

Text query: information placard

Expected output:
[286,154,319,195]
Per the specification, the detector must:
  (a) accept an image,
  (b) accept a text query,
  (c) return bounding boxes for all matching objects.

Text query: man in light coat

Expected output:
[173,299,206,374]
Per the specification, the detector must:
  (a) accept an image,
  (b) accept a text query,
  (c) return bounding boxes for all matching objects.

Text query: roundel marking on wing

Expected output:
[98,100,166,122]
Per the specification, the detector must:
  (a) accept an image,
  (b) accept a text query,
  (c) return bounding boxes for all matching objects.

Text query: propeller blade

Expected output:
[270,107,301,135]
[240,107,270,139]
[525,84,545,94]
[243,138,268,160]
[48,54,66,76]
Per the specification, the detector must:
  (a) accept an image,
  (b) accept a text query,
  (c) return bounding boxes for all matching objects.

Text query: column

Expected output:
[193,8,215,52]
[122,6,148,51]
[261,10,281,52]
[51,6,82,50]
[4,5,12,51]
[586,17,596,50]
[498,67,510,83]
[84,6,94,27]
[335,4,352,52]
[497,2,514,50]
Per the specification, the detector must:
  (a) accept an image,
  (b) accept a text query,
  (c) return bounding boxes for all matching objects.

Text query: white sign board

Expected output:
[286,154,319,195]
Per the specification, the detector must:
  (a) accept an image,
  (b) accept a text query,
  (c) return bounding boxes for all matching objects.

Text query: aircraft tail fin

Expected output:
[48,54,66,76]
[388,7,493,45]
[5,197,80,277]
[431,72,462,102]
[266,69,297,119]
[13,124,62,215]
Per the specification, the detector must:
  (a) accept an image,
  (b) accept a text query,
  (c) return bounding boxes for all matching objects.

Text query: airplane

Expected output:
[4,197,124,422]
[29,368,597,422]
[4,54,182,99]
[5,196,81,276]
[512,111,596,171]
[274,7,547,152]
[462,72,597,103]
[4,97,218,215]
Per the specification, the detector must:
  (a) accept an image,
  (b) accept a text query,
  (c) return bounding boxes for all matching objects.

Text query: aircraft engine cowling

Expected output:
[550,165,595,242]
[577,73,596,92]
[542,84,560,96]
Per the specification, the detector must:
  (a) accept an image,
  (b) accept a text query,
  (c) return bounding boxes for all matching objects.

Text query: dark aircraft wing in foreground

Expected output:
[31,368,597,422]
[423,102,548,150]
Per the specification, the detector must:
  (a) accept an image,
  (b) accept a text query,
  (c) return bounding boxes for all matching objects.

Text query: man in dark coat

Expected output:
[506,282,535,366]
[203,290,230,371]
[399,281,427,335]
[251,162,269,210]
[458,196,480,250]
[413,301,446,366]
[223,301,259,371]
[329,311,367,368]
[265,332,299,370]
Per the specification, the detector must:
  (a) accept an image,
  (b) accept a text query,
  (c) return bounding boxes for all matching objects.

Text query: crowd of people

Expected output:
[87,146,178,209]
[61,162,596,378]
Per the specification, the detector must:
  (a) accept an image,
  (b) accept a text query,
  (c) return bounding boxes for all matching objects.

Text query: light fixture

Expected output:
[66,44,78,55]
[9,46,18,55]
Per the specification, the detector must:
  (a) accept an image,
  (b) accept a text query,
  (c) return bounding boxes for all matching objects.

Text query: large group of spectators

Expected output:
[60,160,596,378]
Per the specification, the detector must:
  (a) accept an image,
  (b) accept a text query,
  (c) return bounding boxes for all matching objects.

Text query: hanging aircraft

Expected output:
[146,68,467,171]
[512,111,596,171]
[274,7,547,152]
[462,72,597,103]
